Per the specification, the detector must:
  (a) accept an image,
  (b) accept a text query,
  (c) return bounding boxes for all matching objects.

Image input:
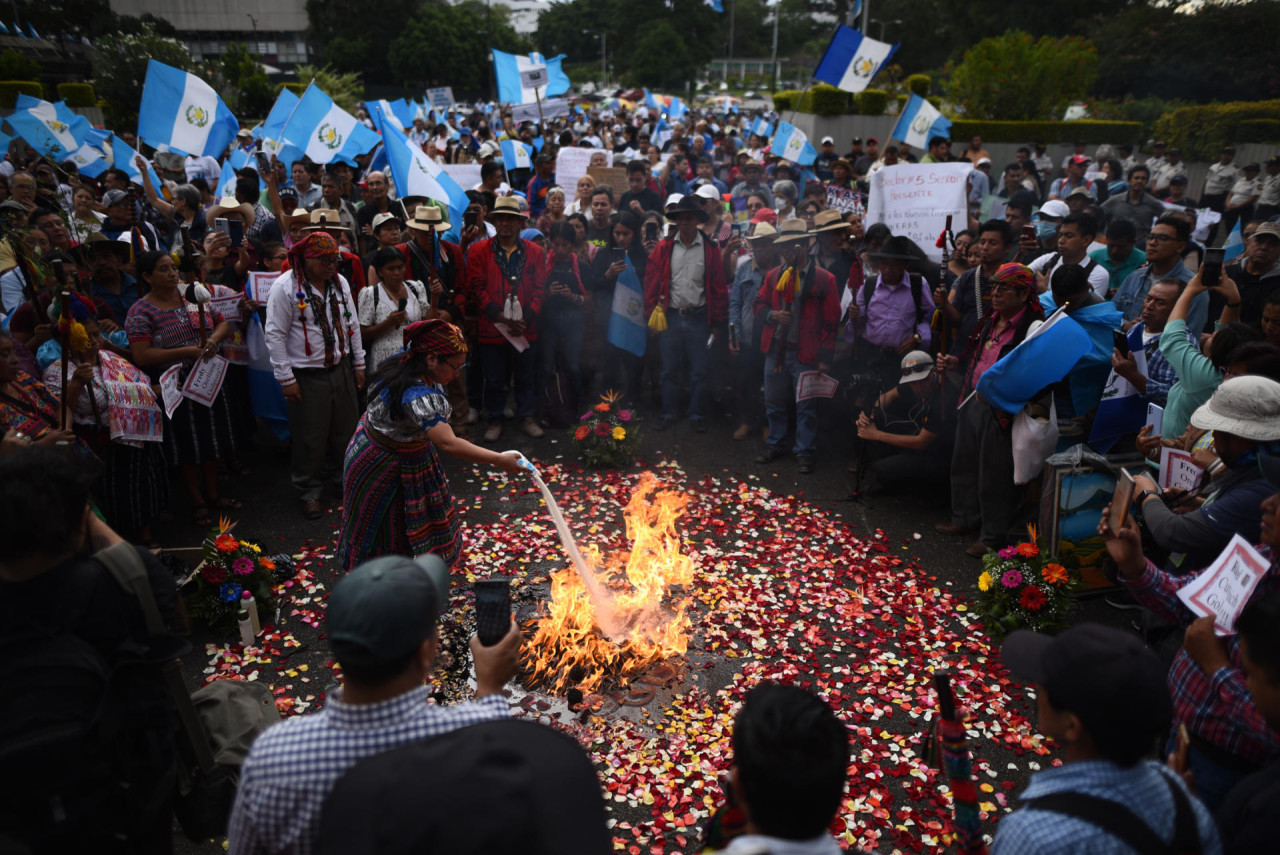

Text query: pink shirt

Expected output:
[968,307,1027,395]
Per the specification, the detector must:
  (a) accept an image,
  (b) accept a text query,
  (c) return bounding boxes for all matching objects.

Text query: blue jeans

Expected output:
[480,341,536,423]
[764,351,818,456]
[537,301,584,406]
[658,309,710,421]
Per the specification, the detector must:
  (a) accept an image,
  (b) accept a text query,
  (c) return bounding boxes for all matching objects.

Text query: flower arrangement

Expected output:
[572,390,640,468]
[185,518,288,634]
[973,530,1080,640]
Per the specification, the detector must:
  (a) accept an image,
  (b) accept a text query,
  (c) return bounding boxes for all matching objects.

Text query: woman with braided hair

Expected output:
[337,319,526,569]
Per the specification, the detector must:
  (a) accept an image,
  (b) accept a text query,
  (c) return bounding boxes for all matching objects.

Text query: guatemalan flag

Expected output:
[63,139,110,178]
[891,94,952,150]
[281,84,381,166]
[976,305,1093,414]
[1223,219,1245,262]
[500,139,534,171]
[137,60,239,158]
[813,25,897,94]
[8,94,90,158]
[749,117,775,141]
[110,134,165,192]
[668,97,687,121]
[608,254,647,357]
[492,49,571,105]
[772,121,817,166]
[215,159,238,198]
[643,88,660,111]
[380,121,469,243]
[651,117,672,150]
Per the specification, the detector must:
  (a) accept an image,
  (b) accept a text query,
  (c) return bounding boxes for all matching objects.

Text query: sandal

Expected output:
[211,497,244,511]
[192,505,213,527]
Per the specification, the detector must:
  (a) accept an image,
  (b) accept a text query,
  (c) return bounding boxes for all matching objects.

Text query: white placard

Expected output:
[1159,446,1204,493]
[426,87,454,110]
[555,148,613,199]
[159,364,183,419]
[493,322,530,353]
[512,98,571,125]
[1146,402,1163,436]
[181,354,229,407]
[441,163,483,192]
[865,163,972,263]
[245,271,279,304]
[519,67,548,89]
[209,293,243,324]
[796,370,839,402]
[1177,534,1270,635]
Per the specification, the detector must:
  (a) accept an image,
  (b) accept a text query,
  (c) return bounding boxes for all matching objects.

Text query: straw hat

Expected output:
[771,219,811,243]
[204,196,256,232]
[747,222,778,242]
[812,209,851,234]
[490,196,528,219]
[300,208,352,234]
[405,205,450,232]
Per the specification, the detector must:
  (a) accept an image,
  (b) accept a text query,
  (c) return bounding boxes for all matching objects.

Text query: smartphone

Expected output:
[612,247,627,263]
[1202,246,1225,288]
[214,216,230,235]
[473,579,511,647]
[644,221,659,242]
[730,223,742,239]
[254,151,270,174]
[463,209,478,228]
[1109,469,1136,534]
[226,218,244,248]
[1112,329,1130,358]
[397,297,407,312]
[1021,224,1037,244]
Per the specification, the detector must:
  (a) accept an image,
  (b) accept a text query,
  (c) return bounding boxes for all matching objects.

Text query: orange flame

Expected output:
[524,473,694,695]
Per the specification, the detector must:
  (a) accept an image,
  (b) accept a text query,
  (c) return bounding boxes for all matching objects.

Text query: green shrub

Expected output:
[799,83,850,116]
[56,82,97,107]
[906,74,930,97]
[279,82,308,97]
[0,80,42,108]
[772,89,800,112]
[947,119,1142,144]
[1152,100,1280,160]
[857,89,889,116]
[1238,118,1280,143]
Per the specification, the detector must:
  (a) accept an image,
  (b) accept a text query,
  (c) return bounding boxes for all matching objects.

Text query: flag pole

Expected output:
[787,77,817,127]
[534,88,549,152]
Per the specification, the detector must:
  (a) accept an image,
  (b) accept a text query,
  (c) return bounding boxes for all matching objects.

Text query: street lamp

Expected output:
[583,29,607,91]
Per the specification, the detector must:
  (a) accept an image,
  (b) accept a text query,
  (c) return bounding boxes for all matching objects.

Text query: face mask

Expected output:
[1035,220,1057,240]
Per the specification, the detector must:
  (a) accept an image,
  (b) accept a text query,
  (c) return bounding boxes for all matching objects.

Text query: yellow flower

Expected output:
[978,571,994,592]
[612,426,626,441]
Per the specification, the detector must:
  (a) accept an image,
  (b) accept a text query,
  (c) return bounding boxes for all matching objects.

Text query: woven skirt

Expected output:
[337,418,460,570]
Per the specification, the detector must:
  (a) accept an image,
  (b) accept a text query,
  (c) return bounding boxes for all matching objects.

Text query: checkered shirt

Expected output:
[1136,323,1195,407]
[990,760,1221,855]
[226,686,509,855]
[1124,550,1280,766]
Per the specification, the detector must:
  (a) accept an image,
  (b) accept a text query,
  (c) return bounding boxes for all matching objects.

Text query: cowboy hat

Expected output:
[812,209,851,234]
[281,208,314,230]
[771,219,811,243]
[84,231,135,258]
[868,235,918,261]
[300,208,352,234]
[667,195,708,223]
[205,196,256,232]
[489,196,528,219]
[405,205,450,232]
[747,222,778,242]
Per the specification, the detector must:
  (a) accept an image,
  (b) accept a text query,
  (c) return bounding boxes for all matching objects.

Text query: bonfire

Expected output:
[523,473,696,695]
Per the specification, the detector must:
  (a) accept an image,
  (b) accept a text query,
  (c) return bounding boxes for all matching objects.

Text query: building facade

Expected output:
[107,0,310,65]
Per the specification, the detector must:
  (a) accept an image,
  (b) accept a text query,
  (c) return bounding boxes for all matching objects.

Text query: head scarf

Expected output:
[287,231,340,278]
[992,262,1044,317]
[404,319,468,358]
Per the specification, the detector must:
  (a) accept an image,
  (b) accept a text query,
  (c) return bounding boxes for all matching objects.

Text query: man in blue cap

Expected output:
[227,555,521,855]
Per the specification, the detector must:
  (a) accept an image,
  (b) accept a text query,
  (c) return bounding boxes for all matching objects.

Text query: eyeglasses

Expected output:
[1146,234,1179,244]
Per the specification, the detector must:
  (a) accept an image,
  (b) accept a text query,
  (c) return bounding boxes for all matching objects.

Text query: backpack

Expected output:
[863,271,927,326]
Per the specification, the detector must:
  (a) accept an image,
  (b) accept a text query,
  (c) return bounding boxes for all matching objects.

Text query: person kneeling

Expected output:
[854,350,956,495]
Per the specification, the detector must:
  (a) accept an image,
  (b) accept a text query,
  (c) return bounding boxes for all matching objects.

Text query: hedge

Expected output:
[772,89,800,112]
[857,89,889,116]
[800,83,851,116]
[0,80,42,108]
[946,120,1142,144]
[906,74,930,97]
[57,82,96,107]
[1152,100,1280,160]
[1238,119,1280,143]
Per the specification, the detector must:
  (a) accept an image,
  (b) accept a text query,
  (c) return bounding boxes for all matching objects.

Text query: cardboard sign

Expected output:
[1177,534,1271,635]
[796,371,839,402]
[1159,447,1204,493]
[587,165,629,195]
[557,149,613,202]
[865,163,972,263]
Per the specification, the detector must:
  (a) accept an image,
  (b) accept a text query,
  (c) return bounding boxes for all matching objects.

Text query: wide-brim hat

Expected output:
[282,208,314,229]
[812,209,851,234]
[1190,376,1280,441]
[747,222,778,242]
[490,196,528,220]
[300,208,352,234]
[405,204,450,232]
[667,195,709,223]
[868,234,918,261]
[204,196,256,232]
[772,219,811,243]
[84,231,133,259]
[831,158,853,173]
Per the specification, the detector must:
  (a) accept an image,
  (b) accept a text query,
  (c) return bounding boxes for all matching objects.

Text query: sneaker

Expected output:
[466,409,480,425]
[520,418,544,438]
[484,423,502,443]
[1104,591,1143,611]
[733,423,751,441]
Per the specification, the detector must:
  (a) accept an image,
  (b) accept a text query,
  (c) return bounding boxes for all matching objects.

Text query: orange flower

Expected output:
[259,557,276,571]
[574,425,590,440]
[1016,542,1039,558]
[1042,563,1068,586]
[594,402,611,413]
[214,533,238,554]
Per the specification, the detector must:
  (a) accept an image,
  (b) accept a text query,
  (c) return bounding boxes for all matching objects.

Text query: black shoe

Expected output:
[1105,591,1142,611]
[797,456,814,474]
[653,417,675,432]
[756,447,787,464]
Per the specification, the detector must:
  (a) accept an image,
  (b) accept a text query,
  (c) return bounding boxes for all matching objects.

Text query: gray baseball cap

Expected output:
[326,555,450,668]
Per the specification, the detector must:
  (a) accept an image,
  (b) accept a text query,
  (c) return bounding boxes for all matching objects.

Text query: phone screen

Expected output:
[1202,247,1225,287]
[644,222,658,241]
[1112,329,1130,358]
[1022,225,1037,242]
[254,151,270,174]
[463,210,478,228]
[227,219,244,248]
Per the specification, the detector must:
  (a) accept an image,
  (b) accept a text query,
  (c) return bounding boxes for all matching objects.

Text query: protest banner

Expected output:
[513,98,571,125]
[1177,534,1271,635]
[865,162,971,263]
[825,184,863,217]
[426,87,454,110]
[181,354,229,407]
[441,163,483,192]
[557,148,612,201]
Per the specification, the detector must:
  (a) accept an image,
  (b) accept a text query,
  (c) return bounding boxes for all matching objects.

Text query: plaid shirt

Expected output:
[991,760,1221,855]
[227,686,508,855]
[1124,548,1280,766]
[1133,322,1194,407]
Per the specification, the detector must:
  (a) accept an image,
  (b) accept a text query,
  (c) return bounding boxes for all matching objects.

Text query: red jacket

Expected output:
[643,235,728,328]
[754,264,841,366]
[464,237,546,345]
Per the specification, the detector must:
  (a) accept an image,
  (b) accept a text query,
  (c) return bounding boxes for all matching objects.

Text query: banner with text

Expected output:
[556,148,613,202]
[512,98,572,125]
[865,162,971,263]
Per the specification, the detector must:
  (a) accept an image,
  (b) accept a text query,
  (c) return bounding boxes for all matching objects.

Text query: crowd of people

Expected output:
[1,93,1279,854]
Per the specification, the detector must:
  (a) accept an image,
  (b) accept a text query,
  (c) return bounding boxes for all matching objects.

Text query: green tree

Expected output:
[389,1,526,93]
[293,64,364,114]
[92,22,193,129]
[204,43,275,121]
[305,0,418,85]
[947,30,1096,120]
[0,49,41,82]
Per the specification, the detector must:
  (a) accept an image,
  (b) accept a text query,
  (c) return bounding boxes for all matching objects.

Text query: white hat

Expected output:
[477,141,499,158]
[664,193,685,210]
[976,157,991,167]
[1190,376,1280,441]
[693,183,720,200]
[371,212,401,233]
[821,136,835,145]
[899,350,934,384]
[1039,200,1070,219]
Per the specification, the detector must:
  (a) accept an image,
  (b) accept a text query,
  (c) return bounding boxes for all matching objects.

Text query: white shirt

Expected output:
[185,155,221,184]
[1029,251,1110,298]
[1151,160,1186,192]
[669,232,707,310]
[356,279,428,371]
[1228,175,1262,206]
[1204,162,1238,195]
[1259,172,1280,207]
[264,270,366,384]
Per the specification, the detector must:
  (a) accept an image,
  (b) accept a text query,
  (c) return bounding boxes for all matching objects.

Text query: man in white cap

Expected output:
[813,136,838,183]
[694,183,731,245]
[855,350,954,495]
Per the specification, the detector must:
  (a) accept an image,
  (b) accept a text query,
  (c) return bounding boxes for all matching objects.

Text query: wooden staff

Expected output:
[59,290,70,429]
[772,265,794,374]
[936,215,954,417]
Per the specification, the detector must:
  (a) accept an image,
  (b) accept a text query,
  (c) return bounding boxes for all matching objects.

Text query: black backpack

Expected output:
[863,272,927,326]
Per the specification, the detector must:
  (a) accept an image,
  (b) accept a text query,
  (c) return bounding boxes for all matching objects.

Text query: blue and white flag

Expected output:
[1223,219,1244,262]
[643,88,660,111]
[976,306,1092,414]
[281,84,381,166]
[500,139,534,171]
[814,25,897,94]
[668,97,686,121]
[110,134,164,191]
[8,94,90,158]
[215,159,239,197]
[381,121,469,243]
[890,94,951,150]
[772,121,817,166]
[260,88,298,147]
[11,22,22,39]
[748,117,774,141]
[492,49,571,105]
[63,140,110,178]
[705,0,724,11]
[651,117,672,150]
[137,60,239,158]
[1089,324,1149,452]
[608,254,647,357]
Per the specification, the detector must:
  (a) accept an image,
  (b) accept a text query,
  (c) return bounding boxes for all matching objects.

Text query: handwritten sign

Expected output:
[796,371,839,402]
[159,364,183,419]
[1177,534,1270,635]
[426,86,454,110]
[587,165,629,195]
[209,293,243,324]
[1159,447,1204,493]
[557,149,613,202]
[181,354,229,407]
[246,271,280,304]
[865,162,971,263]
